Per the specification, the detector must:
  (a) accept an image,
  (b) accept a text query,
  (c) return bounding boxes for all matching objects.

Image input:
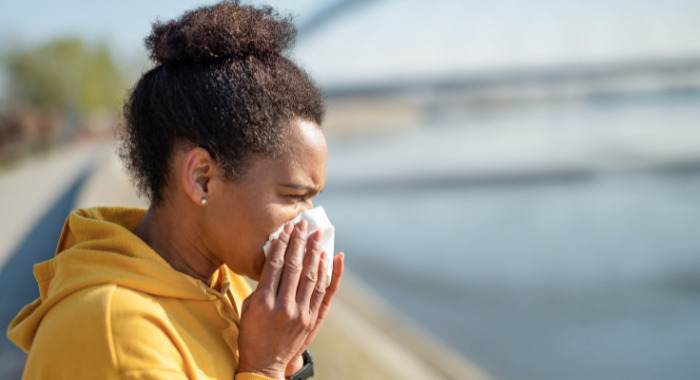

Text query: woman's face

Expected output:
[203,119,327,280]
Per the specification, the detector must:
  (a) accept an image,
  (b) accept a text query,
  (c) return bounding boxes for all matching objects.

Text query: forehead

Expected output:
[283,119,327,160]
[245,119,327,185]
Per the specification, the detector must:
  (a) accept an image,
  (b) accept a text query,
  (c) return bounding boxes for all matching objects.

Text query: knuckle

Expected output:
[267,256,285,270]
[285,259,302,273]
[271,237,288,251]
[252,295,272,310]
[274,304,295,321]
[299,315,313,330]
[312,237,322,251]
[315,283,327,295]
[307,237,321,252]
[303,270,317,283]
[292,229,307,245]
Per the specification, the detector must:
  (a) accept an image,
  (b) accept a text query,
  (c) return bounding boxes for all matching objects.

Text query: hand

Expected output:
[284,250,344,377]
[237,220,345,379]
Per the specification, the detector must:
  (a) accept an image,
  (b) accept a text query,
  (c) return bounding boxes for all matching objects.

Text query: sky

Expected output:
[0,1,318,55]
[2,0,700,86]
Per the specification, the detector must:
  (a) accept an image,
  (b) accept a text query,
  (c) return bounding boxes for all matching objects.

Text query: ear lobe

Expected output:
[181,147,214,206]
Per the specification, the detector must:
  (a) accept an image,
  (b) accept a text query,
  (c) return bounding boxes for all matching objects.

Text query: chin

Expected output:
[246,252,266,282]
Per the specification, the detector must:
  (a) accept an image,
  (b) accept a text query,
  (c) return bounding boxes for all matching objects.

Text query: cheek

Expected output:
[240,200,297,254]
[247,204,299,276]
[250,202,306,261]
[210,194,304,273]
[261,202,302,236]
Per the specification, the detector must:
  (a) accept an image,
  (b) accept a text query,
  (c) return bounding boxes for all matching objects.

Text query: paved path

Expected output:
[0,142,105,266]
[0,141,105,378]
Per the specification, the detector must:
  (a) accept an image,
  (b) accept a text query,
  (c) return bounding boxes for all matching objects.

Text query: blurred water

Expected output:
[317,95,700,380]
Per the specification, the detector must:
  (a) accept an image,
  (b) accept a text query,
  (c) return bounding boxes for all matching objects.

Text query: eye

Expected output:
[288,194,307,202]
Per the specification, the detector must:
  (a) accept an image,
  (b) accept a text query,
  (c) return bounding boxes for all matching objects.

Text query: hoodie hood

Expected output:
[8,207,220,352]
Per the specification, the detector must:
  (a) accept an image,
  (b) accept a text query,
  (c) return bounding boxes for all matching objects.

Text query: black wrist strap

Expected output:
[287,350,314,380]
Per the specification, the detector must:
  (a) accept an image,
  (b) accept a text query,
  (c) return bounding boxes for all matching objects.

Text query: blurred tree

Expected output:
[0,38,126,159]
[2,37,126,119]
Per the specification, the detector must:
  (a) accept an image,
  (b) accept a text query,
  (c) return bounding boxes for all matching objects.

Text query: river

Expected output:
[316,93,700,380]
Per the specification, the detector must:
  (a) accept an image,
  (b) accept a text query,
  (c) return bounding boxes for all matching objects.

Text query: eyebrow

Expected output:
[280,184,323,194]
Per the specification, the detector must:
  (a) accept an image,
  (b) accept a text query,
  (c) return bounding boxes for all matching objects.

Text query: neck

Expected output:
[134,205,220,283]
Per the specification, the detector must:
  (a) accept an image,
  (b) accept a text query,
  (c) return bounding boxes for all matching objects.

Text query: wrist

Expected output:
[286,350,314,380]
[237,358,286,380]
[284,354,304,377]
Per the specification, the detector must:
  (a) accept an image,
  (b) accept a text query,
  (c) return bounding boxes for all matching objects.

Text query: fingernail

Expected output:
[282,222,294,235]
[310,231,322,244]
[298,220,308,234]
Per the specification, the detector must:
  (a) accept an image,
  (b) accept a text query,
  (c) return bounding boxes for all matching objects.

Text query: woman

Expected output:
[7,2,344,379]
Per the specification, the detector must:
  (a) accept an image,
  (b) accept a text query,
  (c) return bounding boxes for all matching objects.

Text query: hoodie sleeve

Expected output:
[109,287,277,380]
[118,369,189,379]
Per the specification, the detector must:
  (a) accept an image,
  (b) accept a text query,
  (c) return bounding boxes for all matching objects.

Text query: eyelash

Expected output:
[289,194,307,202]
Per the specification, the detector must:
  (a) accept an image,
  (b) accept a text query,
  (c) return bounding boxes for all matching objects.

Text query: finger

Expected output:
[307,250,329,316]
[295,230,323,306]
[241,294,251,313]
[277,220,308,303]
[257,222,294,296]
[292,252,332,358]
[312,253,344,322]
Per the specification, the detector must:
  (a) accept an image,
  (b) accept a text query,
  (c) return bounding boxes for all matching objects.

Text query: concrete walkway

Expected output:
[0,142,105,267]
[0,141,105,379]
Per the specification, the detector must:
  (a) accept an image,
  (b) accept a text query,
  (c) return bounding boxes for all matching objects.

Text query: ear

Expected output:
[181,147,215,206]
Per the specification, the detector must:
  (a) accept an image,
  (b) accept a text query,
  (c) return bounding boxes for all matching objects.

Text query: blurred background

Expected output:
[1,1,700,379]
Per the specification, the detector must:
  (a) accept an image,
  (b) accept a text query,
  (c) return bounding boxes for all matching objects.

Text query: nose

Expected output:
[294,200,313,217]
[301,199,313,213]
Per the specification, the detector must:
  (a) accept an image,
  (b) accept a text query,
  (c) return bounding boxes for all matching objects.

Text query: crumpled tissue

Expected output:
[262,206,334,287]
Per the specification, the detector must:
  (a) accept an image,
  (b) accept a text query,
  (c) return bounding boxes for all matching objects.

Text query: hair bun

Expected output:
[146,1,296,64]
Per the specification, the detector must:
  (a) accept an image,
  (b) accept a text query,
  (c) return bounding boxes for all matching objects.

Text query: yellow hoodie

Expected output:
[8,207,273,380]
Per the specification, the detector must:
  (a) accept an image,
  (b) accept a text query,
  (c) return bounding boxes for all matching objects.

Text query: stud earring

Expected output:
[201,197,208,206]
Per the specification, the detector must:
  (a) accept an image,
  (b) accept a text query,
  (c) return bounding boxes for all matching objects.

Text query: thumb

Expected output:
[241,294,252,314]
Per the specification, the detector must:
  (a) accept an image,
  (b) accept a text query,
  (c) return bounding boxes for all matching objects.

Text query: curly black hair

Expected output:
[119,1,325,206]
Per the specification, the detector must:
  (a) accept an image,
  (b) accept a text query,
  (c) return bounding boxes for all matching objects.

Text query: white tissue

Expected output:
[262,206,334,287]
